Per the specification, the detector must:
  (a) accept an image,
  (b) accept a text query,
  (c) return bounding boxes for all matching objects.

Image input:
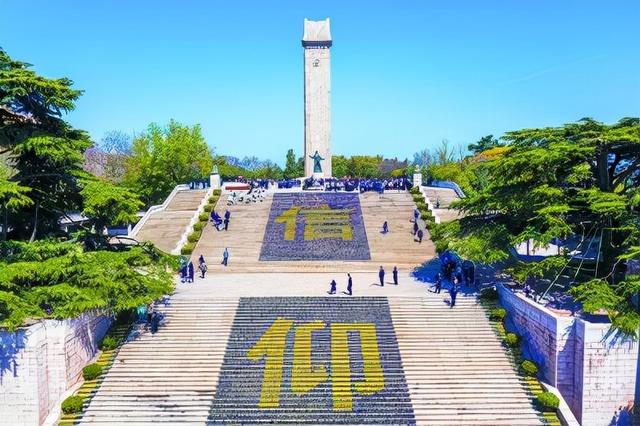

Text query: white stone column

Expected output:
[303,18,332,178]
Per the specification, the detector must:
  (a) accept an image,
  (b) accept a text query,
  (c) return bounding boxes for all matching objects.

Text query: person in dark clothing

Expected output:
[434,273,442,293]
[187,261,194,283]
[417,229,424,243]
[382,221,389,234]
[224,210,231,221]
[344,273,353,296]
[223,217,229,231]
[413,221,419,236]
[328,279,337,295]
[414,208,420,221]
[199,261,208,279]
[222,248,229,266]
[150,311,160,334]
[198,254,205,265]
[392,266,398,285]
[450,277,459,308]
[379,266,385,286]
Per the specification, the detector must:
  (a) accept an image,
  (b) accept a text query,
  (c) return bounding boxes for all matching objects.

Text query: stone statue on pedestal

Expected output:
[310,151,324,174]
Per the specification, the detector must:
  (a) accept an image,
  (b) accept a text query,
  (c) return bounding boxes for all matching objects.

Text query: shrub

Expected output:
[420,212,433,221]
[521,360,539,377]
[61,395,84,414]
[193,221,205,231]
[213,189,221,196]
[489,308,507,322]
[181,242,195,255]
[187,230,201,243]
[82,363,103,381]
[208,195,219,204]
[415,203,427,211]
[504,333,519,348]
[410,186,420,194]
[198,212,209,222]
[537,392,560,410]
[479,287,499,301]
[203,204,213,213]
[99,336,117,351]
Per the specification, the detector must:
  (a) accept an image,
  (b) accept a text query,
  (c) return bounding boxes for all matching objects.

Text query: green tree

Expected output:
[0,165,32,241]
[283,149,302,179]
[435,118,640,337]
[0,49,91,240]
[332,155,350,178]
[350,155,382,178]
[468,134,503,154]
[123,120,213,206]
[80,179,142,233]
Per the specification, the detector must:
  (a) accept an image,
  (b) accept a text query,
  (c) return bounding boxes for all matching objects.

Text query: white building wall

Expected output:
[0,312,111,425]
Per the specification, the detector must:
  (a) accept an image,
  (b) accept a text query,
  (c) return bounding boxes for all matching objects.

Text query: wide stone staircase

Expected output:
[422,187,463,223]
[194,191,435,273]
[135,189,207,253]
[78,290,543,425]
[389,297,544,425]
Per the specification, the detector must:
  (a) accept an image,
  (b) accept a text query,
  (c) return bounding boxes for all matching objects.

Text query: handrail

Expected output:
[428,180,466,198]
[128,184,189,238]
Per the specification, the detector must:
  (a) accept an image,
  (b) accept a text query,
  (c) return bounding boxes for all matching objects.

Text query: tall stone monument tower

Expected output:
[303,18,332,178]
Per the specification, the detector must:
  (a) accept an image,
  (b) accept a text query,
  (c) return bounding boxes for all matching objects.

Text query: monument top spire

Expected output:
[302,18,332,48]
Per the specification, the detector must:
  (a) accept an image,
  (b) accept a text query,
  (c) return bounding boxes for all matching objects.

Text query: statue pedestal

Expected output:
[210,173,221,190]
[413,172,422,188]
[312,172,325,180]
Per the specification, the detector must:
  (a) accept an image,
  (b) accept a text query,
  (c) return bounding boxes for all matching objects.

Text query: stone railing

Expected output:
[128,184,189,239]
[171,187,213,255]
[428,179,466,198]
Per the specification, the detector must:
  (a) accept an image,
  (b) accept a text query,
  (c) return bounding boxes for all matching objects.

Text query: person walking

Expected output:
[223,217,229,231]
[450,277,459,308]
[382,221,388,234]
[434,273,442,293]
[328,279,337,295]
[379,266,385,286]
[198,254,205,265]
[413,221,419,236]
[187,261,194,283]
[199,261,208,279]
[344,273,353,296]
[222,248,229,266]
[414,208,420,222]
[417,229,424,244]
[392,266,398,285]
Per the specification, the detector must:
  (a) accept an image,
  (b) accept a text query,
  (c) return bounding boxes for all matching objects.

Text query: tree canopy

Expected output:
[433,118,640,337]
[123,120,213,206]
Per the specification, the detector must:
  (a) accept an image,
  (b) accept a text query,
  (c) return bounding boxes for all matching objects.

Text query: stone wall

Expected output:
[498,285,638,425]
[0,311,111,425]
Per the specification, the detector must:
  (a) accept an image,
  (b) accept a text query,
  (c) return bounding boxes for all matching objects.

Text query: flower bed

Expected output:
[259,193,371,261]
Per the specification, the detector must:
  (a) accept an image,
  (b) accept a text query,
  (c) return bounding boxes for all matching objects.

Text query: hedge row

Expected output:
[181,193,220,255]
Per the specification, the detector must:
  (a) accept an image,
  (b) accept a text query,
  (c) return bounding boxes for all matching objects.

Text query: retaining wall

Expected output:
[0,312,111,425]
[498,285,638,425]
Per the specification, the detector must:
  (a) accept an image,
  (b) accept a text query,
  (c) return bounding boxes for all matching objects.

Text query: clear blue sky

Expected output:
[1,1,639,164]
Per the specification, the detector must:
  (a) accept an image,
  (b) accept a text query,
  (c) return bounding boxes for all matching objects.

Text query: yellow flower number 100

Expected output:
[246,318,385,411]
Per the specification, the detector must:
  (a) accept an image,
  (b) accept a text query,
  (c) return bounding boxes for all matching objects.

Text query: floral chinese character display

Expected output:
[260,193,371,261]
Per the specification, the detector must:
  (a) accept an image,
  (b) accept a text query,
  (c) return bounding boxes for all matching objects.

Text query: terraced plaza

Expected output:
[69,188,548,426]
[1,5,638,426]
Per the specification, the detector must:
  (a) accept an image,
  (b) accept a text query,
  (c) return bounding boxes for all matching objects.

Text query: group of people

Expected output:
[412,208,424,243]
[301,177,413,193]
[211,209,231,231]
[327,266,400,295]
[179,255,209,282]
[226,187,267,205]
